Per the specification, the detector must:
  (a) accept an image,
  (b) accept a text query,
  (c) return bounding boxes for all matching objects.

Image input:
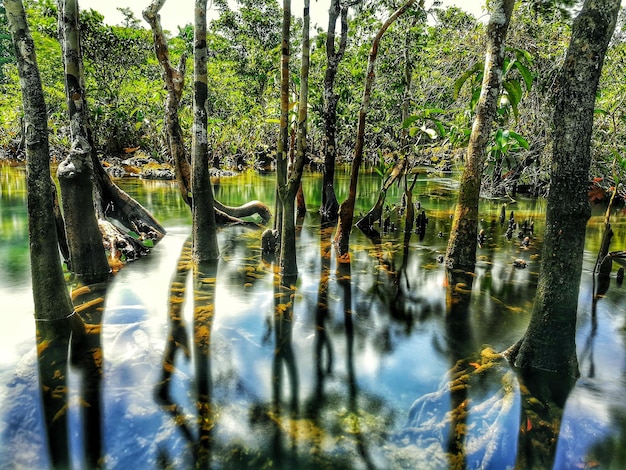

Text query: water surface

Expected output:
[1,164,625,469]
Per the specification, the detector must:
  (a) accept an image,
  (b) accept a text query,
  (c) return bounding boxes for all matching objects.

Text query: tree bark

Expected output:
[504,0,620,377]
[191,0,220,262]
[5,1,77,466]
[334,0,417,261]
[57,0,110,283]
[355,158,406,235]
[275,0,295,276]
[276,0,310,277]
[445,0,515,270]
[143,0,191,206]
[320,0,349,223]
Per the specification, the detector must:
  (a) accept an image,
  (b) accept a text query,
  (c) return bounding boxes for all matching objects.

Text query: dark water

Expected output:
[1,164,626,469]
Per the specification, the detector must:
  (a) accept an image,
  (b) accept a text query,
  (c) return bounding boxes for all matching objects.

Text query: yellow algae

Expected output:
[52,405,69,422]
[37,339,51,355]
[52,385,68,399]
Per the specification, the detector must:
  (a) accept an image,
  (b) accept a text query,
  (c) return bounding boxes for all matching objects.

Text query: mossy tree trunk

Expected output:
[445,0,515,270]
[333,0,417,261]
[6,1,77,466]
[320,0,349,223]
[504,0,620,378]
[191,0,219,262]
[57,0,110,283]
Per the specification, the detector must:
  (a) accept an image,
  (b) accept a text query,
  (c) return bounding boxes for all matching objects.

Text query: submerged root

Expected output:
[98,219,151,269]
[390,347,519,468]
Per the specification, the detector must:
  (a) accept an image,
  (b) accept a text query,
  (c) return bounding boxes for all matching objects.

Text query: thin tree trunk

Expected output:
[192,0,219,262]
[5,1,78,466]
[445,0,515,270]
[277,0,310,277]
[276,0,292,275]
[57,0,110,283]
[320,0,349,223]
[355,158,406,234]
[504,0,620,377]
[334,0,417,260]
[143,0,191,206]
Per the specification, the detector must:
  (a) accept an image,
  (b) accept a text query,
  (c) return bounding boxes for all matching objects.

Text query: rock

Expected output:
[141,167,175,180]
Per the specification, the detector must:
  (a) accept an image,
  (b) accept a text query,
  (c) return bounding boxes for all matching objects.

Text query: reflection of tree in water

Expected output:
[389,266,576,469]
[153,236,218,467]
[35,279,109,468]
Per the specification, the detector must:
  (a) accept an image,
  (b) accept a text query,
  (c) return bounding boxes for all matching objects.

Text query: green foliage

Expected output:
[402,108,447,141]
[0,3,14,83]
[454,46,534,122]
[0,0,622,203]
[80,9,158,154]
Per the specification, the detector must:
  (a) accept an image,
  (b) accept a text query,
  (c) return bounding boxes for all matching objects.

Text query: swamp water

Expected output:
[1,164,626,469]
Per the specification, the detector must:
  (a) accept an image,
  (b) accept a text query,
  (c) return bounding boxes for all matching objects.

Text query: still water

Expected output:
[1,164,626,469]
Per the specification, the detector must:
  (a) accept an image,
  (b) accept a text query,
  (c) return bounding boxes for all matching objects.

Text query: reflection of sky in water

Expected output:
[2,170,626,468]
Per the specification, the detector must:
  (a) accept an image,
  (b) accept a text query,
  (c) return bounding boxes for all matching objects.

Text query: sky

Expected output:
[79,0,487,33]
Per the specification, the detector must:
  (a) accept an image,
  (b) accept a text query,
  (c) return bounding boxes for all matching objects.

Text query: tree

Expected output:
[445,0,516,270]
[210,0,282,110]
[5,0,78,465]
[277,0,311,275]
[274,0,304,277]
[333,0,417,260]
[55,0,166,270]
[319,0,350,223]
[57,0,110,284]
[79,8,156,154]
[504,0,621,378]
[143,0,271,226]
[191,0,220,262]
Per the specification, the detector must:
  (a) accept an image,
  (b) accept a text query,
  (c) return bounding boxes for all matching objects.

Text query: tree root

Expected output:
[390,347,519,468]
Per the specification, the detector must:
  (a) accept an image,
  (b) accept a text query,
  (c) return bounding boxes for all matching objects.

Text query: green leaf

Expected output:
[143,239,154,248]
[453,61,483,100]
[513,61,534,91]
[402,115,421,129]
[502,80,522,119]
[509,131,529,150]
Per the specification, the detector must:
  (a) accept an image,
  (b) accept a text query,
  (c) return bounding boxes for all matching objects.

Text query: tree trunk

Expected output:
[143,0,191,206]
[276,0,310,277]
[334,0,417,261]
[355,158,406,235]
[320,0,349,223]
[445,0,515,270]
[504,0,620,377]
[191,0,220,262]
[57,0,166,268]
[275,0,294,276]
[5,1,77,465]
[57,0,110,283]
